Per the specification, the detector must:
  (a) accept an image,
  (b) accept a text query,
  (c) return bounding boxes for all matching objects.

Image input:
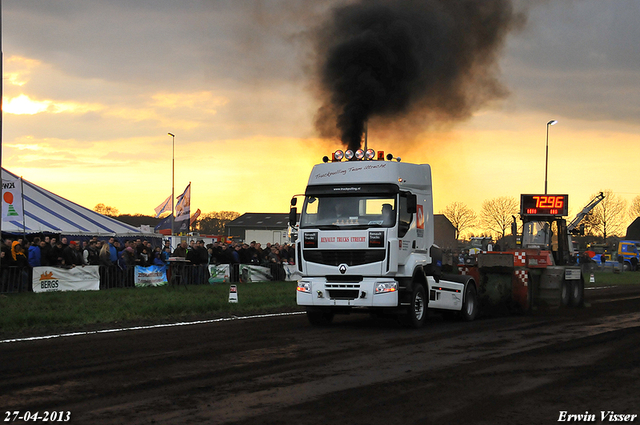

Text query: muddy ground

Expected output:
[2,284,640,425]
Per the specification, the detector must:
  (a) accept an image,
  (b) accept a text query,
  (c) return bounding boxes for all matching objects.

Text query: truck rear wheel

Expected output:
[461,283,478,321]
[307,309,334,326]
[399,283,427,328]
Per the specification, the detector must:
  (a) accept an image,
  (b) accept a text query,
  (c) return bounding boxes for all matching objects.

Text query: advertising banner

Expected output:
[239,265,272,282]
[32,266,100,293]
[208,264,230,284]
[283,264,302,281]
[134,265,168,287]
[2,178,24,222]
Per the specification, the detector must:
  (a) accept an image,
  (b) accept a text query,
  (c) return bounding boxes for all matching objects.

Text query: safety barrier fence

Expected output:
[0,262,301,294]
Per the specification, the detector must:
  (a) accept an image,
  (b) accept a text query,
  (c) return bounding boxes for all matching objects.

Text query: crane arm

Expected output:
[567,192,604,232]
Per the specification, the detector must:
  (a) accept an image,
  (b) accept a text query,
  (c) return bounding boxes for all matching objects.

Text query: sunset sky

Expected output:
[2,1,639,226]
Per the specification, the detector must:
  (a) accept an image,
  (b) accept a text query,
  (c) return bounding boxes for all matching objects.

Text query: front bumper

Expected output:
[296,277,399,307]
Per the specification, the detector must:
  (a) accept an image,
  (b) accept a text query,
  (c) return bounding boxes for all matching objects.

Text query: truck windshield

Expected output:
[300,195,397,229]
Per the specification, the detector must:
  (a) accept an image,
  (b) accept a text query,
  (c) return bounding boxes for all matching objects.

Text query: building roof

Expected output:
[226,213,292,229]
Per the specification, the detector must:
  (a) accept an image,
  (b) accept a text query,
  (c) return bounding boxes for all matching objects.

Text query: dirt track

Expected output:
[2,284,640,425]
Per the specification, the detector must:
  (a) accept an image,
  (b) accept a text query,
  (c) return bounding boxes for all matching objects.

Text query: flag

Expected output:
[175,183,191,221]
[190,208,201,226]
[154,214,189,235]
[2,178,24,222]
[154,194,172,218]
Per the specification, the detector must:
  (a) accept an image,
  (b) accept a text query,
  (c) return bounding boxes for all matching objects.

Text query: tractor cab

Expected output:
[515,195,571,265]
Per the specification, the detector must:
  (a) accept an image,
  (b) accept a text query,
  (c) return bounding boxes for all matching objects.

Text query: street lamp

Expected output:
[168,133,175,239]
[544,120,557,194]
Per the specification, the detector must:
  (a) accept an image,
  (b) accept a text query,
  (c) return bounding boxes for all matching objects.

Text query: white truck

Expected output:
[289,149,477,327]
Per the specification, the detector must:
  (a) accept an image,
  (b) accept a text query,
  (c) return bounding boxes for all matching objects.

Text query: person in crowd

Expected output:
[38,239,50,266]
[153,247,166,266]
[186,240,208,265]
[162,246,171,263]
[138,246,151,267]
[268,246,281,263]
[13,243,30,291]
[63,241,84,267]
[84,240,100,265]
[28,237,42,267]
[99,242,112,266]
[108,237,118,265]
[39,237,51,266]
[121,246,137,267]
[231,244,241,264]
[50,239,65,266]
[172,241,187,258]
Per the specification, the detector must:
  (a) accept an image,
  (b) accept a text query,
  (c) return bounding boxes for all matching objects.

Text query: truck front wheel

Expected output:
[399,283,427,328]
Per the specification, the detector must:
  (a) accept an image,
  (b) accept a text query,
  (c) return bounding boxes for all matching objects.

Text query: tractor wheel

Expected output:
[570,277,584,307]
[561,280,571,306]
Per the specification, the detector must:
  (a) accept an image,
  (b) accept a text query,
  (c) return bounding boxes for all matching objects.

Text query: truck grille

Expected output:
[326,284,361,300]
[303,250,385,266]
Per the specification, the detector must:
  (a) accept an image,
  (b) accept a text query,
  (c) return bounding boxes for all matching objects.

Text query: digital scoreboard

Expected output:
[520,194,568,216]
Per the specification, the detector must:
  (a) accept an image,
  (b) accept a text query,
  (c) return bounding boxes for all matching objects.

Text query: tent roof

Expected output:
[2,168,144,236]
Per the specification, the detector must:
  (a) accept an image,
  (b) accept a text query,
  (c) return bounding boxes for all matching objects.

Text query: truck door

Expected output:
[396,192,415,266]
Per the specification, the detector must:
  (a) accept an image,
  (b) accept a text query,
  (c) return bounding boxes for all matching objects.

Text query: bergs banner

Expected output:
[33,266,100,293]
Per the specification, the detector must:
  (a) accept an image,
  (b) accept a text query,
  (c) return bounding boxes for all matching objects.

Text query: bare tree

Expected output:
[94,203,119,217]
[194,211,241,235]
[629,195,640,220]
[480,196,519,239]
[583,190,627,240]
[442,202,477,240]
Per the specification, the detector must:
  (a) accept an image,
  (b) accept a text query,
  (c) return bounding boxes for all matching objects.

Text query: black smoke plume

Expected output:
[313,0,525,151]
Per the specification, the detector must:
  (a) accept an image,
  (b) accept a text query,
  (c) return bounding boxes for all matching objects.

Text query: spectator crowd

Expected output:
[1,236,296,292]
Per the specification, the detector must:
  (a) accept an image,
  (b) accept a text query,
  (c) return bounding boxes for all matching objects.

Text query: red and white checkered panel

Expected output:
[460,266,469,276]
[514,251,526,267]
[515,269,528,287]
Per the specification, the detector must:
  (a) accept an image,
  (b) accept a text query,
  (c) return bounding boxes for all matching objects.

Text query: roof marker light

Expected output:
[334,150,344,161]
[365,149,376,160]
[345,150,355,160]
[355,149,365,160]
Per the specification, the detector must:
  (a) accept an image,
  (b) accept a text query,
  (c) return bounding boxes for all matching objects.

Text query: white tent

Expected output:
[2,168,148,237]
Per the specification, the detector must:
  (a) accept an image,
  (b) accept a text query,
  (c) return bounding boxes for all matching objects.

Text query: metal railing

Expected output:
[0,262,288,293]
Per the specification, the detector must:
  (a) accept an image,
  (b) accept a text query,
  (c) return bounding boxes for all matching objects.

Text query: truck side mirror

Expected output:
[289,207,297,227]
[407,194,417,214]
[290,197,297,207]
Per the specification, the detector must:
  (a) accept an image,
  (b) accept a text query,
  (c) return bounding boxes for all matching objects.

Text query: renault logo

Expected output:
[338,263,348,274]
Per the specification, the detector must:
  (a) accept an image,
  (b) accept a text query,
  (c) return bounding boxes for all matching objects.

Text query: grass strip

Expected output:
[0,281,300,337]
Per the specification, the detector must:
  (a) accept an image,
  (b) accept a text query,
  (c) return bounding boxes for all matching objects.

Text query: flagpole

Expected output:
[20,177,25,240]
[168,133,175,244]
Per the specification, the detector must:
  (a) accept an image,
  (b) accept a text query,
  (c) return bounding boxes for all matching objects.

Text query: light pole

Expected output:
[168,133,175,241]
[544,120,557,194]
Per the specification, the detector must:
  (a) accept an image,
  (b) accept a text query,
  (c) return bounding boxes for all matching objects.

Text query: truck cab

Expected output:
[291,149,477,327]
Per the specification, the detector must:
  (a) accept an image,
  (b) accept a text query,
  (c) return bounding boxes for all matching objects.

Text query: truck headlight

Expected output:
[297,281,311,293]
[375,281,397,294]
